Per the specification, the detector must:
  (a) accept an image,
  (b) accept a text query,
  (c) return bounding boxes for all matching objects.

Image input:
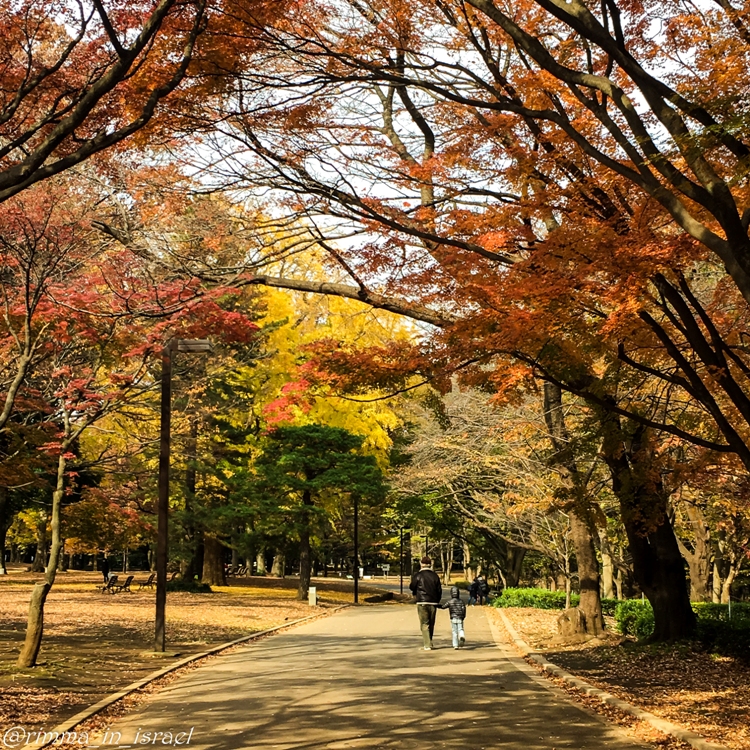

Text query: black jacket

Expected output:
[440,586,466,620]
[410,567,442,603]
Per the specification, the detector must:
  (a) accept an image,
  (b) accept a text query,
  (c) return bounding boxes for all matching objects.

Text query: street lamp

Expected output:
[155,339,212,653]
[353,493,359,605]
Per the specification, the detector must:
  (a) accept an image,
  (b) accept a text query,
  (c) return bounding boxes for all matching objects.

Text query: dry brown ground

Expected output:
[0,567,383,733]
[488,607,750,750]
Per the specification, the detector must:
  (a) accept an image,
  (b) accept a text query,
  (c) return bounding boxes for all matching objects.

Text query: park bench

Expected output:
[98,575,119,594]
[229,565,247,577]
[114,575,134,593]
[138,573,156,590]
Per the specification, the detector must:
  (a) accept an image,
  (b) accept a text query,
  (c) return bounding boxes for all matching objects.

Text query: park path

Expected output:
[101,605,645,750]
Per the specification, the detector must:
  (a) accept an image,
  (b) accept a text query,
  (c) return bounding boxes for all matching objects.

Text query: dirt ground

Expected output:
[488,607,750,750]
[0,566,383,733]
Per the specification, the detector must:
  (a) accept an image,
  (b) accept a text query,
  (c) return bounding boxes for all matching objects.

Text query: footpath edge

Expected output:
[40,605,349,747]
[491,608,729,750]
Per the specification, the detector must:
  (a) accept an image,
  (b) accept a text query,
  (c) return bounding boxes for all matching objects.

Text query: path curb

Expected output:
[493,609,728,750]
[39,605,348,747]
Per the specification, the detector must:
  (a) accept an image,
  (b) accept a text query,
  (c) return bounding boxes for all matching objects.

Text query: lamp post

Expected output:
[353,493,359,605]
[155,339,212,653]
[399,528,404,595]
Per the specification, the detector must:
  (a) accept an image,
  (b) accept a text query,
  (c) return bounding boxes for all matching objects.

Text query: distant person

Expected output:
[409,556,442,650]
[478,576,490,605]
[469,576,479,606]
[101,557,109,583]
[440,586,467,649]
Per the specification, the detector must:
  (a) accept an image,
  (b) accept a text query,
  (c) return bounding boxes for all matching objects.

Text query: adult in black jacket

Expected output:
[409,556,442,650]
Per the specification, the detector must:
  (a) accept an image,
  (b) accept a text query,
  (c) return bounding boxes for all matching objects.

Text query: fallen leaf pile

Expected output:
[489,607,750,750]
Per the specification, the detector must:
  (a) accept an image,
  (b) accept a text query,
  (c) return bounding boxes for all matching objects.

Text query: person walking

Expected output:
[101,557,110,583]
[440,586,467,649]
[468,576,479,606]
[478,575,490,605]
[409,556,442,650]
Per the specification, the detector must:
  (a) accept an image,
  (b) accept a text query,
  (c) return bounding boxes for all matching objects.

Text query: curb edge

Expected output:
[493,609,729,750]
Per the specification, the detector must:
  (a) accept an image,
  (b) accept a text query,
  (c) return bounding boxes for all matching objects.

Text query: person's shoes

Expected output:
[459,635,465,646]
[454,646,459,650]
[423,647,432,651]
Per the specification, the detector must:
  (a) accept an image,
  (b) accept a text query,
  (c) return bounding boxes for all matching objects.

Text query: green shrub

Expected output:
[614,598,750,656]
[600,598,619,616]
[614,600,655,638]
[492,587,580,609]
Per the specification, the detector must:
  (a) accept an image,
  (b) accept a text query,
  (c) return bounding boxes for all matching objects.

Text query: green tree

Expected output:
[255,425,387,600]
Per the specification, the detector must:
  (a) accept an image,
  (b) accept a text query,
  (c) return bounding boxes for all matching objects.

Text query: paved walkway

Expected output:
[103,606,645,750]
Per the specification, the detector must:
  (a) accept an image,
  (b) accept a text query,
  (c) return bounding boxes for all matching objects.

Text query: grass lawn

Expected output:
[0,567,386,732]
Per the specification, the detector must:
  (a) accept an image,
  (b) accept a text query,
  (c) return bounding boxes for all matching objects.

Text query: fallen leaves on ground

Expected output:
[0,569,363,733]
[489,607,749,750]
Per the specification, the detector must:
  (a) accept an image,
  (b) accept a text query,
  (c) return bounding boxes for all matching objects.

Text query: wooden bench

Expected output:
[98,575,119,594]
[114,574,134,593]
[138,573,156,590]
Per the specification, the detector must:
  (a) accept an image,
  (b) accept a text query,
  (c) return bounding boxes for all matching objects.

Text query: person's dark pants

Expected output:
[417,604,437,648]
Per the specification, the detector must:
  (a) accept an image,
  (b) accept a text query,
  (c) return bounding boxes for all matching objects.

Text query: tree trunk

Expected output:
[542,383,604,635]
[462,540,473,581]
[31,516,48,573]
[17,451,66,667]
[506,546,526,588]
[569,509,604,634]
[271,552,285,577]
[297,489,313,601]
[0,487,8,575]
[201,535,226,586]
[599,529,614,599]
[441,539,453,584]
[602,420,696,641]
[675,504,711,602]
[255,548,266,575]
[712,561,722,603]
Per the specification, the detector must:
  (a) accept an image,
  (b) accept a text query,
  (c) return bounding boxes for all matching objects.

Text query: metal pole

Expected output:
[353,494,359,604]
[155,342,173,653]
[399,528,404,595]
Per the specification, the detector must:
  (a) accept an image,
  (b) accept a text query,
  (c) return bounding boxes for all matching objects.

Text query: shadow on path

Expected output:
[106,606,645,750]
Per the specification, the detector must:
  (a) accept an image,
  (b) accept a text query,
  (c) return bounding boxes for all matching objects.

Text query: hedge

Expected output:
[615,599,750,655]
[491,587,620,615]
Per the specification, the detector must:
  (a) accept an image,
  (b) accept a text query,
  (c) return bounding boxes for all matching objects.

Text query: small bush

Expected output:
[600,598,619,616]
[614,598,750,656]
[614,600,655,638]
[166,580,212,593]
[492,587,580,609]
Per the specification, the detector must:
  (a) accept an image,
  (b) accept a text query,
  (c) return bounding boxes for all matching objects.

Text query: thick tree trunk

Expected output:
[271,552,285,577]
[297,489,313,601]
[255,549,266,575]
[201,535,226,586]
[506,546,526,587]
[602,421,696,641]
[17,452,66,667]
[542,383,604,635]
[570,509,604,634]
